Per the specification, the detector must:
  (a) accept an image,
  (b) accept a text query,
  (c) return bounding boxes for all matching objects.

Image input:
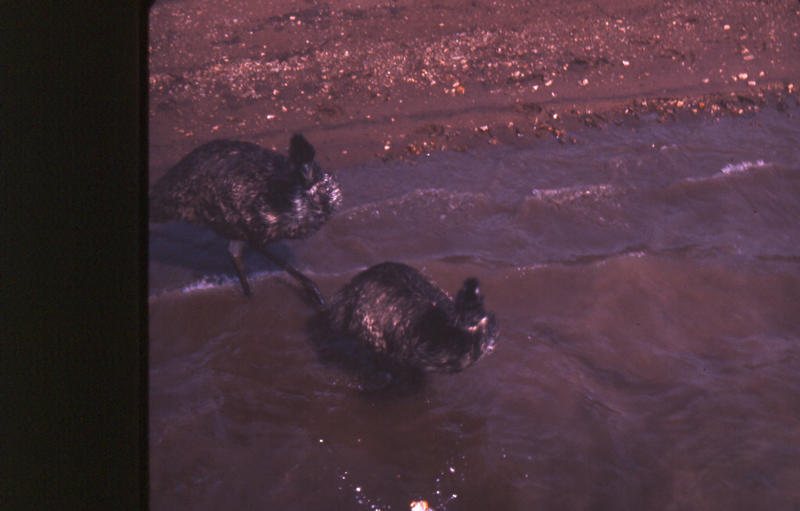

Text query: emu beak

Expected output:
[467,315,490,333]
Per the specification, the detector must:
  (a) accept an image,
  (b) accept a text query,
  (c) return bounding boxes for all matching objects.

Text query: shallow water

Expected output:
[149,110,800,510]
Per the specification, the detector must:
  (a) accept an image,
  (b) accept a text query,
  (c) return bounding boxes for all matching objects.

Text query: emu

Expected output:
[326,262,498,374]
[149,134,342,303]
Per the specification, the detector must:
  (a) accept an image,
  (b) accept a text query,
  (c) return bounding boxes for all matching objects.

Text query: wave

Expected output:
[525,160,778,206]
[720,159,768,175]
[180,275,238,294]
[148,274,239,300]
[341,188,492,222]
[681,159,774,185]
[529,183,622,205]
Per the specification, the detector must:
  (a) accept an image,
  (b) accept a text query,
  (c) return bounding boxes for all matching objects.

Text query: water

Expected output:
[149,109,800,510]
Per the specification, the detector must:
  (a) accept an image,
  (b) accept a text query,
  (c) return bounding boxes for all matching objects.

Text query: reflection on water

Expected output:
[150,110,800,510]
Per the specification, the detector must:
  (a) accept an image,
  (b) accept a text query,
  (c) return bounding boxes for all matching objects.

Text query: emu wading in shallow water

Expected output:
[149,134,342,303]
[325,262,498,375]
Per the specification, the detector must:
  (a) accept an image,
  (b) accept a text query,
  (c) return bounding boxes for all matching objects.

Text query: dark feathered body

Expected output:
[150,138,342,246]
[327,262,498,373]
[149,135,341,300]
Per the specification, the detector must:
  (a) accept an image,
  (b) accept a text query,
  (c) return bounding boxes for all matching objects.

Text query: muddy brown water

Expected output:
[149,110,800,510]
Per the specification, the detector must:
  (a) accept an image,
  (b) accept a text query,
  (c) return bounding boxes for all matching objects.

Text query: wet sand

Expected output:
[149,0,799,175]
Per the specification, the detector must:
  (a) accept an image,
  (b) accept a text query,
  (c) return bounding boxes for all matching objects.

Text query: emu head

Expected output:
[455,277,498,359]
[455,278,485,321]
[289,133,323,189]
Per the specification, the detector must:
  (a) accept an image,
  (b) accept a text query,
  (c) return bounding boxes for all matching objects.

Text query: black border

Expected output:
[4,3,149,509]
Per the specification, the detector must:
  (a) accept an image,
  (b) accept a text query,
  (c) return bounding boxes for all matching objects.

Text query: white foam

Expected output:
[530,183,618,203]
[720,159,767,175]
[180,275,237,294]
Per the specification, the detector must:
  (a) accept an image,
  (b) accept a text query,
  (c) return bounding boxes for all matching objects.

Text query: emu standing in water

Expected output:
[149,134,342,302]
[326,262,498,374]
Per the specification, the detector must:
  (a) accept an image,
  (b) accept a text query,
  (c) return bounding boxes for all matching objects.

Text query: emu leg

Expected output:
[257,247,326,307]
[227,240,252,297]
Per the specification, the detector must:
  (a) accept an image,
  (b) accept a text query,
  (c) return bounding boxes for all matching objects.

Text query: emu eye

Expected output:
[462,277,480,298]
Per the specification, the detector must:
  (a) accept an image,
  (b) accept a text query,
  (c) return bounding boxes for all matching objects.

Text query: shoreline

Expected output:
[148,0,800,173]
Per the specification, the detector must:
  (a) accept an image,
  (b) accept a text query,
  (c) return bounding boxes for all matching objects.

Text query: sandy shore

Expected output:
[148,0,800,175]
